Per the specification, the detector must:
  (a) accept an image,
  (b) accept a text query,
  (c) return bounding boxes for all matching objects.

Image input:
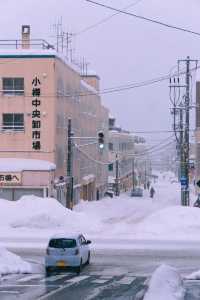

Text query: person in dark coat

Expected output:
[150,186,155,198]
[147,181,150,190]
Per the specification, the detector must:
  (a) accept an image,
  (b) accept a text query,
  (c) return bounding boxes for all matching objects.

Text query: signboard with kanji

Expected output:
[32,76,41,150]
[0,173,21,185]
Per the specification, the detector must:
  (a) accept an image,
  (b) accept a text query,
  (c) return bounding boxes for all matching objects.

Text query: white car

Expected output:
[45,233,91,275]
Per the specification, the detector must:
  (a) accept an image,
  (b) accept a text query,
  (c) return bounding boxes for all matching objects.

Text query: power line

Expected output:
[135,139,175,157]
[15,72,187,99]
[76,0,143,35]
[86,0,200,37]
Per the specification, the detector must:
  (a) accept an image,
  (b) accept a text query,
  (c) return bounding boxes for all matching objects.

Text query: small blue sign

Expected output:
[180,177,187,186]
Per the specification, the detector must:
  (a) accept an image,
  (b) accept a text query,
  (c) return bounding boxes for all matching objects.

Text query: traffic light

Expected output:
[98,131,104,149]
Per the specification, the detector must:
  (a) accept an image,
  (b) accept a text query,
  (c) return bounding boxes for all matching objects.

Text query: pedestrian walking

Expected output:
[147,181,150,190]
[150,186,155,198]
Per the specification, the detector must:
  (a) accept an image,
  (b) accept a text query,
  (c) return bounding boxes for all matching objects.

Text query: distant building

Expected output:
[108,117,135,193]
[0,26,109,204]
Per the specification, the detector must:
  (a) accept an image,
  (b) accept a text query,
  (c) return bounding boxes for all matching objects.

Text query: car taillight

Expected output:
[75,248,79,255]
[46,248,50,255]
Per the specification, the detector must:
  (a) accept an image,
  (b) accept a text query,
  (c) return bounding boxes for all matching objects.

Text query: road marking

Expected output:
[117,276,136,285]
[100,275,112,279]
[65,275,89,284]
[0,284,61,287]
[17,274,44,282]
[38,286,66,300]
[144,278,150,285]
[92,279,109,284]
[38,275,90,299]
[41,274,68,282]
[0,291,20,294]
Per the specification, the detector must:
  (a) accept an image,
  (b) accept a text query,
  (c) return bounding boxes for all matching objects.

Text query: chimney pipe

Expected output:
[21,25,30,49]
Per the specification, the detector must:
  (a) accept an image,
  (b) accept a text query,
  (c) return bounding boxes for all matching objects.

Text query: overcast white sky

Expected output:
[0,0,199,140]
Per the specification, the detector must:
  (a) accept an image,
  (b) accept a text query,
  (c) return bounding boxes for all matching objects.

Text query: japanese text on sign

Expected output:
[32,76,41,150]
[0,173,21,185]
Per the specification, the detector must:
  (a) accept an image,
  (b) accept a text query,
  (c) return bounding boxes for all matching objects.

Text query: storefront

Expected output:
[0,158,56,201]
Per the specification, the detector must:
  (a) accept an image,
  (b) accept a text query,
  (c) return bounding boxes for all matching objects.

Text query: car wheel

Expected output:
[45,267,51,277]
[76,259,82,275]
[86,251,90,265]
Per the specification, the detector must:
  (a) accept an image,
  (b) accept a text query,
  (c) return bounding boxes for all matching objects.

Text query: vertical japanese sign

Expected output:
[32,76,41,150]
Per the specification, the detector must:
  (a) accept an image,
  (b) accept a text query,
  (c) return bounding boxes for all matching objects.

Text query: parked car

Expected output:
[45,234,91,275]
[104,190,114,198]
[131,187,143,197]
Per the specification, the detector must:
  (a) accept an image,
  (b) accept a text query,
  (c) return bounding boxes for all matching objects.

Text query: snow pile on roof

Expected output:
[0,158,56,172]
[144,265,185,300]
[80,79,98,94]
[1,196,102,234]
[0,247,31,277]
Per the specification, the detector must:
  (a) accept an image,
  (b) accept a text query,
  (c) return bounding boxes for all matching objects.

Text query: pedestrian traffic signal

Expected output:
[98,131,104,149]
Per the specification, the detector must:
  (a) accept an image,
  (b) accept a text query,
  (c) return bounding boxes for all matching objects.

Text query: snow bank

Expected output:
[0,172,198,246]
[134,206,200,239]
[186,270,200,280]
[144,265,185,300]
[0,247,31,277]
[0,195,102,234]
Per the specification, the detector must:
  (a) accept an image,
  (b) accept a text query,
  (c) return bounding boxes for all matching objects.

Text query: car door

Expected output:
[80,235,88,263]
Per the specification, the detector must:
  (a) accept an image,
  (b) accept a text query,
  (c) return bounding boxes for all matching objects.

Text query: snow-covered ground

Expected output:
[0,171,198,250]
[144,264,185,300]
[0,247,31,277]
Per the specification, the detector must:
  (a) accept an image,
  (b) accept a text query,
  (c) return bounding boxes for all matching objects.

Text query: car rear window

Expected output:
[49,238,77,248]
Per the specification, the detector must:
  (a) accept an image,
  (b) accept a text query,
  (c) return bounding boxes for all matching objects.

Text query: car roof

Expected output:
[49,233,83,240]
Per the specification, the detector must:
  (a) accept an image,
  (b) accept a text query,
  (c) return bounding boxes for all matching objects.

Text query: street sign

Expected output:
[180,176,187,186]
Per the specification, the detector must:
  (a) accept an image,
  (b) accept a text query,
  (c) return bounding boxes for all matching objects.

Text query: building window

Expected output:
[2,113,24,131]
[108,163,113,171]
[2,78,24,95]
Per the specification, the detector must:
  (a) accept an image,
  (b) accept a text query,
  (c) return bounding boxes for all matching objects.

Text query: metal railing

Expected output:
[0,39,54,50]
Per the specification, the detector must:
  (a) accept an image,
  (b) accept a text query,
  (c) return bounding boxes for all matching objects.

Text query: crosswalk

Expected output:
[1,272,141,285]
[0,272,148,300]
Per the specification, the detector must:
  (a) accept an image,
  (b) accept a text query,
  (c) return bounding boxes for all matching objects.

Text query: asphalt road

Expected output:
[2,248,200,299]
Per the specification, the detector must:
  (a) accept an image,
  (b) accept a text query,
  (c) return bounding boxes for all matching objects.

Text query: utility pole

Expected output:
[179,56,197,206]
[179,102,185,205]
[144,160,147,189]
[184,57,191,206]
[170,56,198,206]
[115,153,120,196]
[67,119,74,209]
[132,158,135,190]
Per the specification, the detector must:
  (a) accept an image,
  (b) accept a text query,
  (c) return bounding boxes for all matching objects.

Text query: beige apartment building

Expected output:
[0,26,109,204]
